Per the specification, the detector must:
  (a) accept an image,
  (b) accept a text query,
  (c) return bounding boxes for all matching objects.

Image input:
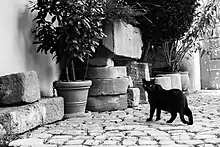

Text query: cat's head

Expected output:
[142,78,157,92]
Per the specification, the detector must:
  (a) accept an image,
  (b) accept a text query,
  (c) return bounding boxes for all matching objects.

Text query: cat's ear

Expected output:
[151,78,156,83]
[142,78,146,82]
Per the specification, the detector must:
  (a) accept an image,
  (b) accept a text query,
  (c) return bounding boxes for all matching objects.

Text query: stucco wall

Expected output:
[0,0,59,96]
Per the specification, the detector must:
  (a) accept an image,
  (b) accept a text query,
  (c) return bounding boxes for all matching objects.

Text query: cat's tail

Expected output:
[184,107,193,125]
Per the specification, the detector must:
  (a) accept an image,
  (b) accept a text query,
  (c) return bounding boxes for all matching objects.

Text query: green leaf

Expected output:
[82,18,91,29]
[36,45,43,53]
[90,45,95,53]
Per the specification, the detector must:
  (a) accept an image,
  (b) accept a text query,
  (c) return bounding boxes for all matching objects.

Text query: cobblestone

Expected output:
[9,90,220,147]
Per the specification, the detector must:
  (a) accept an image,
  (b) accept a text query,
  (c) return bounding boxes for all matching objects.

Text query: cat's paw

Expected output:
[146,118,152,122]
[187,122,193,125]
[184,121,193,125]
[156,118,161,121]
[166,120,173,123]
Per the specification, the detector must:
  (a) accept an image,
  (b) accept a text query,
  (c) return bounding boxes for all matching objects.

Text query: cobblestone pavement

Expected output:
[11,90,220,147]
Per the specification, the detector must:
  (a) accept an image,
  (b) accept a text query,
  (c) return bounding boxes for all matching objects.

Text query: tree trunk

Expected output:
[70,60,76,81]
[65,65,70,82]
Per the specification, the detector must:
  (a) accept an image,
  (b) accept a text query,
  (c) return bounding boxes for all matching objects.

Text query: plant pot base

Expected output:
[54,80,92,117]
[64,111,91,118]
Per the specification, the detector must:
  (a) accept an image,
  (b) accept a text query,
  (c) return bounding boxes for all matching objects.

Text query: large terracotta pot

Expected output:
[54,80,92,118]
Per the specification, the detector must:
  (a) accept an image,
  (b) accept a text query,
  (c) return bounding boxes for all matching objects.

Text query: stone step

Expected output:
[0,97,64,137]
[86,94,128,112]
[127,62,150,82]
[127,88,140,107]
[0,71,40,105]
[88,57,114,67]
[133,82,148,103]
[89,77,131,96]
[86,66,127,79]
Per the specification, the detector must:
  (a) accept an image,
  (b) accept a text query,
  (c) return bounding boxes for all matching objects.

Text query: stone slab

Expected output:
[89,77,130,96]
[0,71,40,105]
[0,97,64,137]
[127,62,150,83]
[88,57,114,67]
[86,94,128,112]
[127,88,140,107]
[103,21,142,59]
[133,82,148,103]
[9,138,44,147]
[86,66,127,79]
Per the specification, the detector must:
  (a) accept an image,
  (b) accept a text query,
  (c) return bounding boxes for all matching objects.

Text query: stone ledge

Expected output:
[86,66,127,79]
[86,94,128,112]
[133,82,148,103]
[127,88,140,107]
[0,97,64,137]
[89,77,130,96]
[88,57,114,67]
[0,71,41,105]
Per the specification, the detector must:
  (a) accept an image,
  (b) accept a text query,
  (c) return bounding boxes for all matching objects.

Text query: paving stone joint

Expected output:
[6,90,220,147]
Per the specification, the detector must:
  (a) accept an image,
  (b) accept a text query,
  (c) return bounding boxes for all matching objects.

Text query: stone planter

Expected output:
[180,71,190,92]
[151,76,172,90]
[156,72,182,90]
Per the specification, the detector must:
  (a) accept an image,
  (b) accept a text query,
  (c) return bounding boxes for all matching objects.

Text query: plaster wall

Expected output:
[193,51,201,91]
[0,0,59,96]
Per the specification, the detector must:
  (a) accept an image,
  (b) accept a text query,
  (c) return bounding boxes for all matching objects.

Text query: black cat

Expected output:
[142,78,193,125]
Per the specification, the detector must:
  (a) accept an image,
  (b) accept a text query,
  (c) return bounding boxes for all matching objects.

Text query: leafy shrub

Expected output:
[132,0,200,44]
[30,0,106,81]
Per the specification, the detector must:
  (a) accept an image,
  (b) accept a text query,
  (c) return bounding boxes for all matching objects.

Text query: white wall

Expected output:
[193,51,201,91]
[0,0,59,96]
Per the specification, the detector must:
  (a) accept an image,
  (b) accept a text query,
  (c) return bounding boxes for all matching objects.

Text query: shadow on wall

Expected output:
[16,5,60,96]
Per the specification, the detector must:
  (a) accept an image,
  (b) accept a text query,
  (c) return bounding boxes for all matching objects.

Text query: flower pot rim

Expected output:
[156,72,181,76]
[54,80,92,88]
[179,71,189,74]
[154,70,180,74]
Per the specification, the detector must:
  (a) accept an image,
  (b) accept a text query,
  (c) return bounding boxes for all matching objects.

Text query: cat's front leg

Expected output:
[166,113,177,123]
[147,106,156,121]
[156,109,161,121]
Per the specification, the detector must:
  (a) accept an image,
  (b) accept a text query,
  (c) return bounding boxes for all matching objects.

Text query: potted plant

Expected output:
[136,0,219,91]
[132,0,200,90]
[30,0,106,117]
[160,0,219,91]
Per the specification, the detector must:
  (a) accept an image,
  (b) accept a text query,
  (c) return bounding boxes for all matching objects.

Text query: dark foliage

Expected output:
[103,0,147,25]
[30,0,106,81]
[29,0,146,81]
[127,0,200,43]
